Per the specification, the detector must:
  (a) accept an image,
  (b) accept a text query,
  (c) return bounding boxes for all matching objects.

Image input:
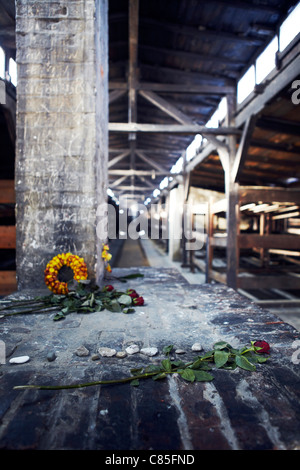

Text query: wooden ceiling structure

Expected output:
[108,0,300,200]
[0,0,299,200]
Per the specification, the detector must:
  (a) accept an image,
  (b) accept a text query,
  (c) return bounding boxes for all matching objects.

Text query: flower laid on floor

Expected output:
[253,340,270,354]
[13,340,271,392]
[0,280,145,321]
[0,248,145,320]
[44,253,88,295]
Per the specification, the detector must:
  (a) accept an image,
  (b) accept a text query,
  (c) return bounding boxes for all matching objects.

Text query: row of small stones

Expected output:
[77,342,203,360]
[8,343,203,364]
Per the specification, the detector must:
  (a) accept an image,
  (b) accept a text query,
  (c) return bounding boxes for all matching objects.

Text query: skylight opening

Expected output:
[206,97,227,127]
[279,1,300,52]
[159,176,169,190]
[186,134,203,161]
[170,156,183,174]
[237,65,255,104]
[256,36,278,84]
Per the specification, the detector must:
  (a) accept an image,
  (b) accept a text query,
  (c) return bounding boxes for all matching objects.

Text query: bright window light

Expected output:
[237,65,255,104]
[159,176,169,190]
[256,36,278,84]
[217,97,227,121]
[9,58,17,86]
[153,188,160,198]
[279,2,300,52]
[170,156,183,174]
[186,134,203,161]
[206,97,227,128]
[206,110,219,128]
[0,47,5,79]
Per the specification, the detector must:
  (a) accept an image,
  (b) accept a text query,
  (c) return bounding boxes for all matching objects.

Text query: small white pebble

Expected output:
[125,344,140,355]
[191,343,203,352]
[98,347,116,357]
[9,355,30,364]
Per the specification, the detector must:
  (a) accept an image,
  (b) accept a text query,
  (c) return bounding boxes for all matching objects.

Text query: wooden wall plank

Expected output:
[0,271,17,295]
[238,233,300,251]
[237,275,300,290]
[239,187,300,205]
[0,180,15,203]
[0,226,16,249]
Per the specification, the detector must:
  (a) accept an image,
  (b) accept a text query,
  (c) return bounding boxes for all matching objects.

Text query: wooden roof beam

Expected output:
[128,0,139,190]
[140,45,246,68]
[140,17,264,47]
[110,82,236,95]
[109,123,241,135]
[108,150,130,168]
[232,114,257,183]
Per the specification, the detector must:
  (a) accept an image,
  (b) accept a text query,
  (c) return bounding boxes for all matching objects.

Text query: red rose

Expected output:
[104,285,114,292]
[133,296,144,306]
[127,289,138,298]
[254,340,270,354]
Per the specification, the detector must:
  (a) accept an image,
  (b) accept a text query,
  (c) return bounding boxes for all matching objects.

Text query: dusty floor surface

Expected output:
[0,267,299,451]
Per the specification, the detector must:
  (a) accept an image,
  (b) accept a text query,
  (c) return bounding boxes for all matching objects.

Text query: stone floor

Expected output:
[0,266,300,450]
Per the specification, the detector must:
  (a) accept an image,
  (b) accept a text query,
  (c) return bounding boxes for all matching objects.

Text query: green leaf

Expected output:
[117,294,132,306]
[180,369,195,382]
[122,307,135,314]
[131,367,143,376]
[144,365,162,374]
[163,345,174,355]
[193,370,214,382]
[214,350,229,368]
[171,360,186,368]
[189,357,207,370]
[118,273,144,280]
[152,372,166,381]
[106,299,122,312]
[130,379,140,387]
[235,355,256,371]
[256,356,268,363]
[213,341,232,350]
[89,293,95,307]
[53,312,66,321]
[161,359,172,372]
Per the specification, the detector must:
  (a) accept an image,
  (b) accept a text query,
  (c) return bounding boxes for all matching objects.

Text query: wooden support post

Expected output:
[205,198,214,283]
[128,0,139,192]
[181,151,190,268]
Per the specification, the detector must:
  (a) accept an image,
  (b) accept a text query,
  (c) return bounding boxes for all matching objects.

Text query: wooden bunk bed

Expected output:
[0,179,17,295]
[190,186,300,306]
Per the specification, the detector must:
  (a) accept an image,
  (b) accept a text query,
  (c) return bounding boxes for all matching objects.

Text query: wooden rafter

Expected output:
[109,123,241,135]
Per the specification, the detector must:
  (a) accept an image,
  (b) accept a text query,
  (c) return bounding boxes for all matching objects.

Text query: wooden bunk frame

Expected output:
[190,185,300,303]
[0,180,17,295]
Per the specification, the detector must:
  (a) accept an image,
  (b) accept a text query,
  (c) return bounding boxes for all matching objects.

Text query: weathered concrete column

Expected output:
[15,0,108,289]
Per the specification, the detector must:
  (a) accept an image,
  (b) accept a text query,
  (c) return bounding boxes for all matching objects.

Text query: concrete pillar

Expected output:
[15,0,108,289]
[168,185,184,262]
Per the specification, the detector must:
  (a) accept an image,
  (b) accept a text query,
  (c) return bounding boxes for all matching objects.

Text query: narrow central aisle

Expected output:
[114,238,150,267]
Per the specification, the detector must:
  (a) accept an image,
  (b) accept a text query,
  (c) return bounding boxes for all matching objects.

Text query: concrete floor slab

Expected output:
[0,267,299,450]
